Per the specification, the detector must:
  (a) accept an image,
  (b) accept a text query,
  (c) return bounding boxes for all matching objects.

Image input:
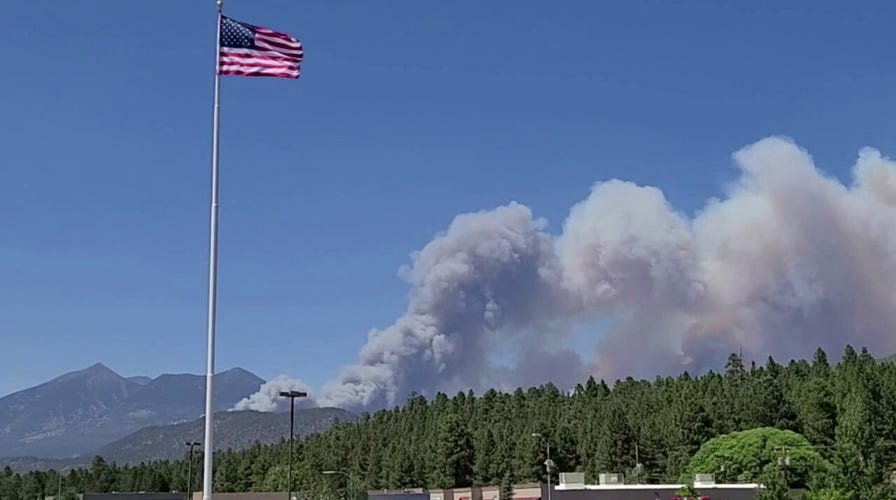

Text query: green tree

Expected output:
[802,488,852,500]
[88,455,116,493]
[499,470,514,500]
[757,464,789,500]
[685,427,826,488]
[430,413,474,488]
[11,343,896,498]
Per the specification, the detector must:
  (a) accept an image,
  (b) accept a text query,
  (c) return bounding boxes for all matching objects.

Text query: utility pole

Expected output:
[279,390,308,500]
[185,441,201,500]
[531,433,554,500]
[323,470,355,500]
[633,444,645,483]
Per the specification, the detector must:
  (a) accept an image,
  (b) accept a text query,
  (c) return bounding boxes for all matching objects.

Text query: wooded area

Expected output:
[4,345,896,500]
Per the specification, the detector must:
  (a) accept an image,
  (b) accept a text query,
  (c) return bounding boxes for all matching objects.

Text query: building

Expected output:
[368,490,429,500]
[190,494,300,500]
[555,472,759,500]
[365,473,758,500]
[82,495,184,500]
[424,483,545,500]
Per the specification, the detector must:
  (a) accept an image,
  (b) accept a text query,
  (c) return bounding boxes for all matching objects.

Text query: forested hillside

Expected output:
[4,345,896,500]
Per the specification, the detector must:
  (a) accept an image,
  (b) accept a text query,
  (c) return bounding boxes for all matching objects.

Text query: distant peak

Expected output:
[50,362,124,385]
[220,367,251,375]
[216,367,264,384]
[83,363,118,376]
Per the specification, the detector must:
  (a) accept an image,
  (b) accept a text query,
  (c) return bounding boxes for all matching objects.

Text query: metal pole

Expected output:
[187,445,193,500]
[187,442,198,500]
[635,444,640,484]
[288,397,295,500]
[279,391,306,500]
[58,465,74,500]
[202,2,223,500]
[545,442,551,500]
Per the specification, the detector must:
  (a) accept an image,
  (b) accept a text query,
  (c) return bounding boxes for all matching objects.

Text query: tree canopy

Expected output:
[685,427,827,487]
[3,345,896,500]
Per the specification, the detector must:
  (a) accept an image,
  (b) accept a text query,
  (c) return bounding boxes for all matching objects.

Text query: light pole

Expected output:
[531,433,554,500]
[323,470,354,500]
[185,441,201,500]
[280,390,308,500]
[633,444,643,484]
[57,464,80,500]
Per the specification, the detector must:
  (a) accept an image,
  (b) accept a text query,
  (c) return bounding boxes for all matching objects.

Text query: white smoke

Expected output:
[319,202,572,409]
[231,375,316,412]
[240,136,896,413]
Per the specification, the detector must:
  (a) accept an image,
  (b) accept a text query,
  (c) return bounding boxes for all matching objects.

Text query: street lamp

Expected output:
[323,470,350,478]
[185,441,201,500]
[280,390,308,500]
[323,470,354,500]
[57,464,81,500]
[531,433,554,500]
[633,444,644,484]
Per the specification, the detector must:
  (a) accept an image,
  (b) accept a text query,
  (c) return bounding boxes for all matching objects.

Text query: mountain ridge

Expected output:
[94,407,355,464]
[0,407,355,472]
[0,363,266,459]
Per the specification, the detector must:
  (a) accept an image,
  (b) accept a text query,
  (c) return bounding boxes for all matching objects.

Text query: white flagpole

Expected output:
[202,1,223,500]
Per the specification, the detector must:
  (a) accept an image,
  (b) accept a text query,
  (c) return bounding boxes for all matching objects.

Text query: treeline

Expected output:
[4,345,896,499]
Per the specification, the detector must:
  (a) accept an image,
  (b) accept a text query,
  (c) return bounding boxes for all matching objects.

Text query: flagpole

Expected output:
[202,1,223,500]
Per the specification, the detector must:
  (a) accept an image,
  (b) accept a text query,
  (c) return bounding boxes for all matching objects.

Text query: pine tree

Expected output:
[499,470,514,500]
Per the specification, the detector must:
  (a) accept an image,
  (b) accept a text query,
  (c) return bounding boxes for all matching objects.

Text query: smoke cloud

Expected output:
[231,375,316,412]
[239,136,896,413]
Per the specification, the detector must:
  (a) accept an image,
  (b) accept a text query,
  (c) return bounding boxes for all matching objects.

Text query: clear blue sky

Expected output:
[2,0,896,396]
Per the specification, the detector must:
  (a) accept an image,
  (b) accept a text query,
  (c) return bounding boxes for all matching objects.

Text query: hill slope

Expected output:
[93,407,355,463]
[0,364,265,458]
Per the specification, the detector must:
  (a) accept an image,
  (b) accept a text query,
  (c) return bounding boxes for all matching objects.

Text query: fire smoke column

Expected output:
[232,376,316,412]
[555,178,706,379]
[320,202,571,411]
[312,135,896,411]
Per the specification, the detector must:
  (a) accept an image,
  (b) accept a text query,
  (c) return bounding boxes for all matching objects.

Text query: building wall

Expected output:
[84,494,183,500]
[423,483,547,500]
[509,483,545,500]
[369,493,429,500]
[480,486,499,500]
[555,487,757,500]
[429,489,454,500]
[191,493,296,500]
[452,487,481,500]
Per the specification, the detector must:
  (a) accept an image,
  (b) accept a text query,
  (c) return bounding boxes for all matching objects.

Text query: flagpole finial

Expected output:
[216,0,222,11]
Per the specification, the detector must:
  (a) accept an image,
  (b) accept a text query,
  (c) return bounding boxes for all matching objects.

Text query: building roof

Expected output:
[556,483,760,490]
[190,493,300,500]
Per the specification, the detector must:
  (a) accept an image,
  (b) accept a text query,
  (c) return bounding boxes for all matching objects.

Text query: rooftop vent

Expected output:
[559,472,585,487]
[598,473,624,485]
[694,473,715,485]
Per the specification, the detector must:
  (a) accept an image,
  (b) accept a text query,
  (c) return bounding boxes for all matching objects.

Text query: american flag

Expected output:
[218,16,303,79]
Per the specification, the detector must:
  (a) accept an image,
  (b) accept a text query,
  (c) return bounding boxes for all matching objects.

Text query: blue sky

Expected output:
[2,0,896,396]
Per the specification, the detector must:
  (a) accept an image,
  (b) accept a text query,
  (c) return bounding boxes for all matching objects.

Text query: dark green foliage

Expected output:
[757,464,789,500]
[500,470,515,500]
[4,345,896,498]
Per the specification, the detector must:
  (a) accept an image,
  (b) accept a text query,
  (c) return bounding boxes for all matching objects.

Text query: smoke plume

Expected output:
[231,375,316,412]
[246,136,896,412]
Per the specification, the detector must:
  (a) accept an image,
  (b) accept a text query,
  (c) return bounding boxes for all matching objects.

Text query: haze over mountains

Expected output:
[0,363,265,458]
[94,407,353,464]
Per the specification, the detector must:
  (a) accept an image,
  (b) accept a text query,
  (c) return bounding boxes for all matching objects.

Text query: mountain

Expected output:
[0,407,355,472]
[0,363,265,458]
[94,407,355,463]
[126,376,153,386]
